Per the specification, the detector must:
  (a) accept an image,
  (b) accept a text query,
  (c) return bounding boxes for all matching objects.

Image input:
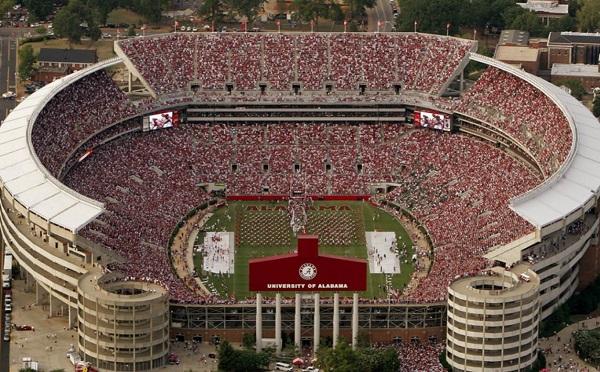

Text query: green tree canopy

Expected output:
[559,79,586,100]
[507,8,546,36]
[316,340,400,372]
[53,0,102,43]
[0,0,15,17]
[225,0,267,23]
[577,0,600,32]
[396,0,470,34]
[593,96,600,117]
[217,340,271,372]
[18,44,37,81]
[24,0,62,21]
[574,329,600,365]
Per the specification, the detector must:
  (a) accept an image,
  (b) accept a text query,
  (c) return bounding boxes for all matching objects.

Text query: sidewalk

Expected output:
[539,316,600,371]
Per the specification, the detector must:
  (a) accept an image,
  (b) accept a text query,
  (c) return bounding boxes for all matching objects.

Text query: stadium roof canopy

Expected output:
[471,54,600,228]
[0,57,121,232]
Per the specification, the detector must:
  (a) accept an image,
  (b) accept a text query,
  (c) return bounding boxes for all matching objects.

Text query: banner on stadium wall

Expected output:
[249,235,367,292]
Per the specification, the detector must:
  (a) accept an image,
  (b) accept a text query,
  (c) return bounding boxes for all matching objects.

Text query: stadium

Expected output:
[0,32,599,371]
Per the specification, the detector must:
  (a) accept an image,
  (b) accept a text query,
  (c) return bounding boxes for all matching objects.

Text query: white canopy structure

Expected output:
[470,53,600,230]
[0,57,121,232]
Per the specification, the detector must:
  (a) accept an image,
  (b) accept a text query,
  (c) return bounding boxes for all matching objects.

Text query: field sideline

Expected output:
[194,200,414,299]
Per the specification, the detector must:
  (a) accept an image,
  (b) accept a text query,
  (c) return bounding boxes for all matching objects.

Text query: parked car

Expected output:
[2,91,16,99]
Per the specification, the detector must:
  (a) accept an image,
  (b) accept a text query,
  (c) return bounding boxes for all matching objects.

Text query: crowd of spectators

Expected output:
[60,122,539,305]
[31,70,138,177]
[27,34,576,306]
[395,341,445,372]
[117,33,474,95]
[384,130,540,302]
[457,66,572,176]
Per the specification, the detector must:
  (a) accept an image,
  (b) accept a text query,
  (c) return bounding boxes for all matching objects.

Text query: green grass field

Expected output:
[194,201,414,299]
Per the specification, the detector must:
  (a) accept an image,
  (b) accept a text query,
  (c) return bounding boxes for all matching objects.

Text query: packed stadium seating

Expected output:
[117,33,474,95]
[31,70,137,177]
[28,33,573,306]
[457,66,572,176]
[62,122,538,303]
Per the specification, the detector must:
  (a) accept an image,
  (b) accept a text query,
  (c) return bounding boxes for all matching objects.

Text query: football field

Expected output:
[194,200,414,299]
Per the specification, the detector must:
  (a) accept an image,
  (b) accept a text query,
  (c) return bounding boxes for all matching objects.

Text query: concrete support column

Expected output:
[275,293,282,354]
[294,293,301,349]
[352,292,359,350]
[459,71,465,93]
[313,293,320,354]
[49,292,54,318]
[128,72,132,93]
[256,293,263,352]
[333,293,340,348]
[35,281,40,305]
[68,305,77,329]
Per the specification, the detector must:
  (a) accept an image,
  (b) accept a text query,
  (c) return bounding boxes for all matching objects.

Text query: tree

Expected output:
[293,0,339,30]
[53,0,103,43]
[127,24,136,37]
[593,96,600,117]
[559,79,586,100]
[198,0,225,25]
[574,329,600,365]
[24,0,55,21]
[54,8,83,43]
[317,341,401,372]
[396,0,470,35]
[508,10,546,36]
[226,0,267,24]
[569,0,581,17]
[138,0,163,23]
[217,340,271,372]
[577,0,600,32]
[18,45,36,81]
[466,0,516,29]
[317,340,363,372]
[35,26,47,35]
[242,332,255,349]
[344,0,376,23]
[0,0,15,17]
[358,346,400,372]
[551,15,577,32]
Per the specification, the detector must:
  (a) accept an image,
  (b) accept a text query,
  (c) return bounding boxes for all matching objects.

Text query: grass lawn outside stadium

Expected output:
[193,200,414,300]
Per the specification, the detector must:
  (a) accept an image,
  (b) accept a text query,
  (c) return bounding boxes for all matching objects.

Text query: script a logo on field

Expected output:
[299,263,317,280]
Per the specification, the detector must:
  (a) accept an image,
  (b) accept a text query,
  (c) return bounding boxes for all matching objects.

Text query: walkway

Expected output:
[539,316,600,371]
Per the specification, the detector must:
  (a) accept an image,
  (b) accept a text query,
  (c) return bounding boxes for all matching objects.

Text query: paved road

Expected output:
[0,36,17,122]
[367,0,396,32]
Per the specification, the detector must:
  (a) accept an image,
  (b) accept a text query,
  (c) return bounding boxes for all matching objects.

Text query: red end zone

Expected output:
[248,235,367,292]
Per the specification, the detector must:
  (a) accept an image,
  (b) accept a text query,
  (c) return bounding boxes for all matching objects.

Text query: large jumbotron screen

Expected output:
[144,111,180,131]
[414,110,452,131]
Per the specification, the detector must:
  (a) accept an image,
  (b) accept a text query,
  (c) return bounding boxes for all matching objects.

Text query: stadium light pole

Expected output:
[446,23,450,36]
[414,20,417,33]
